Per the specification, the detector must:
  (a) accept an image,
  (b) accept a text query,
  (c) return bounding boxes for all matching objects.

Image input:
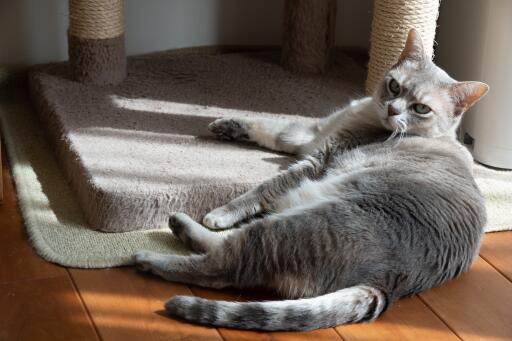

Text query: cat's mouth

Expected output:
[384,116,408,136]
[374,99,409,135]
[377,113,400,131]
[380,117,394,131]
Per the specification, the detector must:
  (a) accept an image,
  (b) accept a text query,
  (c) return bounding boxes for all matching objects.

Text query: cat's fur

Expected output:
[134,29,489,331]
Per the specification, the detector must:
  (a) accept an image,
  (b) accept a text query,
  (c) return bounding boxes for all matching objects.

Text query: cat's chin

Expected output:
[379,117,395,131]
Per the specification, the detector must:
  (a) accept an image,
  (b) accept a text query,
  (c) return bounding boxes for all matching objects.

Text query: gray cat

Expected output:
[134,29,489,331]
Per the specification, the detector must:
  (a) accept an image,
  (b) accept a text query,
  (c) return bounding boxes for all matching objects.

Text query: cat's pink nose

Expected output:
[388,105,399,116]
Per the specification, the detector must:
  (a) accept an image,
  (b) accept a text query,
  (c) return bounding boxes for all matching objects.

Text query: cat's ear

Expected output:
[397,28,426,63]
[450,81,489,116]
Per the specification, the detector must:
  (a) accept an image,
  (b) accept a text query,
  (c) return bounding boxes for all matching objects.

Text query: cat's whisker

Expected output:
[388,119,408,146]
[386,127,400,142]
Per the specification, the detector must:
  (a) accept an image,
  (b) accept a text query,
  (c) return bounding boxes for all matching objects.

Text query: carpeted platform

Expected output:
[29,49,366,232]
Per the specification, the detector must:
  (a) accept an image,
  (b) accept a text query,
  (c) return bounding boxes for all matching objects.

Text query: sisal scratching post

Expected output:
[366,0,440,94]
[68,0,127,85]
[281,0,337,74]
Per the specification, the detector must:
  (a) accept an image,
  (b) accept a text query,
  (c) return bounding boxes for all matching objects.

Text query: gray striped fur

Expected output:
[134,29,488,331]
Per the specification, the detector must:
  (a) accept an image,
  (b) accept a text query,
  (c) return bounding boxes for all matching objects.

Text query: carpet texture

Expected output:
[474,164,512,232]
[29,50,365,232]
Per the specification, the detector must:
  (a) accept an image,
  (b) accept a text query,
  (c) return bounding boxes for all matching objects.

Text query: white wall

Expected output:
[0,0,69,65]
[436,0,512,167]
[435,1,488,90]
[435,0,489,137]
[0,0,373,65]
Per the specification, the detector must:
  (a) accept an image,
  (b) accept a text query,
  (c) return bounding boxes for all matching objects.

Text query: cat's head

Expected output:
[373,28,489,138]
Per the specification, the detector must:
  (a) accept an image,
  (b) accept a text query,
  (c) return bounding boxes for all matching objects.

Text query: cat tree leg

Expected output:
[68,0,127,85]
[281,0,337,74]
[366,0,440,94]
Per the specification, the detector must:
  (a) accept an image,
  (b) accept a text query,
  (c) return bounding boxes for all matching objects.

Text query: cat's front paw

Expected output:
[208,118,249,141]
[203,208,236,229]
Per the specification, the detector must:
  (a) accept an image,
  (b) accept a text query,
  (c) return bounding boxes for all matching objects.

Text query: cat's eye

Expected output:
[412,103,431,115]
[388,78,401,96]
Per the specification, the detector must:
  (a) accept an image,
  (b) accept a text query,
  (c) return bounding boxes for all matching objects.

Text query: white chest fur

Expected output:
[274,175,345,214]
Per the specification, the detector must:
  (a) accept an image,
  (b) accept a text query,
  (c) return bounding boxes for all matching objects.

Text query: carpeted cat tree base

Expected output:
[29,49,365,232]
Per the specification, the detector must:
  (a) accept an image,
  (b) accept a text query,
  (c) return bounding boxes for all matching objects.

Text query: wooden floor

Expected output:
[1,147,511,341]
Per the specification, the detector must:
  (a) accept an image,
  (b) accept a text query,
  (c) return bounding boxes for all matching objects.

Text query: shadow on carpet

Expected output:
[29,49,365,232]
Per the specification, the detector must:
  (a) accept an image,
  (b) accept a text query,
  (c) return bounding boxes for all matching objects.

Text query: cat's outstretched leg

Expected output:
[133,251,233,289]
[203,152,328,229]
[204,99,374,230]
[208,98,372,155]
[135,214,234,288]
[169,213,227,253]
[209,117,315,155]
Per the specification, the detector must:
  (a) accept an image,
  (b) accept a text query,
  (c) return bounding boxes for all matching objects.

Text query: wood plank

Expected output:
[0,145,65,284]
[69,267,223,341]
[1,137,3,202]
[480,231,512,282]
[336,296,459,341]
[191,287,343,341]
[0,275,99,341]
[420,257,512,341]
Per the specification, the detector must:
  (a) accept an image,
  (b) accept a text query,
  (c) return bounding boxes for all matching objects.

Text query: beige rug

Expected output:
[0,92,510,268]
[474,164,512,232]
[0,98,188,268]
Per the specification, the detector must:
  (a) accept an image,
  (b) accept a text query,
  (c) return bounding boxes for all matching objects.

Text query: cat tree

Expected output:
[26,0,443,231]
[68,0,440,90]
[68,0,126,85]
[366,0,440,93]
[281,0,337,74]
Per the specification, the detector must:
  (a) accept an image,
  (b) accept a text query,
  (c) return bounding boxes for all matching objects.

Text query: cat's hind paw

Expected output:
[168,213,191,236]
[169,213,209,253]
[133,250,161,273]
[208,118,249,141]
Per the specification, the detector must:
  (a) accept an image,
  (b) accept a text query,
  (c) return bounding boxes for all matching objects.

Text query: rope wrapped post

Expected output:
[366,0,440,94]
[68,0,127,85]
[281,0,337,74]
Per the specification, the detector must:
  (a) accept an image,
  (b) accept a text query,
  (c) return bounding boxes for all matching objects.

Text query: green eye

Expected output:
[412,103,431,114]
[388,78,401,96]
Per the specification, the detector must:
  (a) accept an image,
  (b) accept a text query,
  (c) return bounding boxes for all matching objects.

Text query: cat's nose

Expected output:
[387,105,399,116]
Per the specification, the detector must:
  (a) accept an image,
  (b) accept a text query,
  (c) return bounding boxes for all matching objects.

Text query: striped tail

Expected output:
[165,285,388,331]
